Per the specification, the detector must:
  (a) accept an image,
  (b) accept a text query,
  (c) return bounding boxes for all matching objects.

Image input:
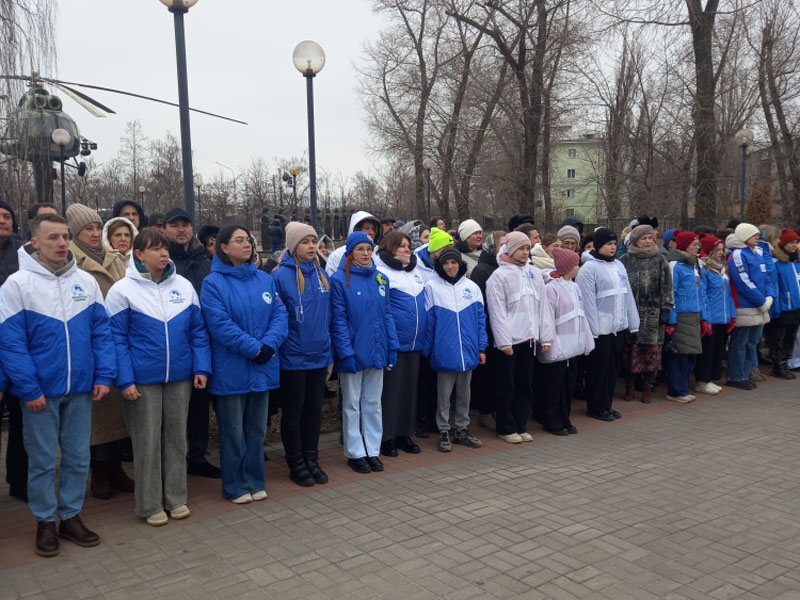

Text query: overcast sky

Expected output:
[55,1,383,185]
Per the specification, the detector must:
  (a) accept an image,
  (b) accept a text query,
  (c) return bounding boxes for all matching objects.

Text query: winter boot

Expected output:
[642,372,655,404]
[303,450,329,484]
[286,455,315,487]
[623,374,636,402]
[90,461,113,500]
[772,361,794,380]
[108,457,135,493]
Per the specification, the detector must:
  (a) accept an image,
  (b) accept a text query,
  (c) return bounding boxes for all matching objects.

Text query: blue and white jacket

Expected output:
[373,252,427,352]
[575,253,640,337]
[413,244,436,283]
[423,269,488,372]
[667,251,707,323]
[700,262,736,325]
[201,256,288,395]
[758,240,780,319]
[330,260,399,372]
[105,259,211,390]
[773,246,800,314]
[0,246,115,402]
[728,245,776,310]
[271,251,332,371]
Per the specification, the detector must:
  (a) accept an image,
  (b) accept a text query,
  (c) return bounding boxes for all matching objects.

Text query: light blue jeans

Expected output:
[216,392,269,499]
[340,369,384,459]
[21,393,91,522]
[728,325,763,382]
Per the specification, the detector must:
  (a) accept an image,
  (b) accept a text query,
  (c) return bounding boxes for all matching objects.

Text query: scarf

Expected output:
[73,237,106,266]
[589,249,614,263]
[627,244,660,258]
[499,252,526,267]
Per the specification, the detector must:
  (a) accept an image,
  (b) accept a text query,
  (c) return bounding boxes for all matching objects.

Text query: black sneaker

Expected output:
[453,428,481,448]
[366,456,384,472]
[608,409,622,419]
[726,379,756,390]
[437,431,452,452]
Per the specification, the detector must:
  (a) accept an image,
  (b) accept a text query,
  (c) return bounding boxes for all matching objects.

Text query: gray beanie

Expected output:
[557,225,580,244]
[66,203,102,234]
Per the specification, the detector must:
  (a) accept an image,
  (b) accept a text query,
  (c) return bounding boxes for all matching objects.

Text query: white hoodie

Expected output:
[576,253,640,337]
[485,256,554,350]
[102,217,139,263]
[325,210,380,276]
[537,277,595,363]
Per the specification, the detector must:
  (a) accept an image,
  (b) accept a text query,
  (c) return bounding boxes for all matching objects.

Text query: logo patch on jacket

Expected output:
[376,273,387,285]
[463,288,473,300]
[262,292,273,304]
[169,290,184,304]
[71,285,87,302]
[378,285,386,297]
[414,273,423,284]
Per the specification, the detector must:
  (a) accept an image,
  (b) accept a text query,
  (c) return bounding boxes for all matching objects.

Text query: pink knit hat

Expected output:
[504,231,530,256]
[552,247,580,275]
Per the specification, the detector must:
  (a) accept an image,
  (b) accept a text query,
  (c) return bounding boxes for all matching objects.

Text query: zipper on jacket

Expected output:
[411,273,420,350]
[161,285,171,383]
[454,285,465,370]
[57,276,72,395]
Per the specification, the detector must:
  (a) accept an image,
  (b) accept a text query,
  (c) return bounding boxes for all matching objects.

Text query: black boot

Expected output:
[303,451,328,484]
[772,361,794,380]
[783,361,797,379]
[286,455,315,487]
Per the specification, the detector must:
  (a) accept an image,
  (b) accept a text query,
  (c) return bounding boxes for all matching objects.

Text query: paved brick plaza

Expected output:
[1,376,799,599]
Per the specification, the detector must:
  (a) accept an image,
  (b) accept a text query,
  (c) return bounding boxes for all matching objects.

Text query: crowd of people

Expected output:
[0,197,798,559]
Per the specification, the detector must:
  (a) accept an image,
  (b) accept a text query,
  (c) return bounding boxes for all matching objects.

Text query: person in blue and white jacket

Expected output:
[423,247,487,452]
[764,229,800,379]
[726,223,776,389]
[374,231,427,458]
[0,213,115,557]
[106,229,211,526]
[576,228,640,422]
[330,231,399,475]
[271,222,332,487]
[201,225,288,504]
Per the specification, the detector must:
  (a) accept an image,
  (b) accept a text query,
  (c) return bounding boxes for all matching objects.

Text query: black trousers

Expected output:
[536,359,577,432]
[186,386,212,465]
[471,353,496,416]
[765,316,800,364]
[279,367,327,458]
[694,324,727,382]
[382,351,420,440]
[0,394,27,489]
[494,342,535,435]
[416,356,438,433]
[584,333,623,416]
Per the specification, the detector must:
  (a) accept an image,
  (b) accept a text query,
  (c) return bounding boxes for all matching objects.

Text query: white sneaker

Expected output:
[231,493,253,504]
[518,432,534,442]
[169,504,190,520]
[145,511,168,526]
[498,433,523,443]
[666,395,693,403]
[709,382,722,392]
[695,382,719,395]
[251,490,268,501]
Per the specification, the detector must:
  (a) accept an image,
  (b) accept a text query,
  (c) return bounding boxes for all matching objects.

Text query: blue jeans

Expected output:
[665,354,697,397]
[340,369,383,459]
[728,325,762,382]
[21,393,91,522]
[216,392,269,499]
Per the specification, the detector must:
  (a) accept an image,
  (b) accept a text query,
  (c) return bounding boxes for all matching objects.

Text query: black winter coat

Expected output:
[169,237,211,295]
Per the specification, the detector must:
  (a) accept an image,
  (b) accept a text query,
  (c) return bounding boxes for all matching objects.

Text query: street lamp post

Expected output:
[422,157,434,225]
[293,41,325,233]
[283,166,299,220]
[159,0,198,221]
[138,185,146,212]
[52,128,71,216]
[735,128,754,221]
[194,174,203,224]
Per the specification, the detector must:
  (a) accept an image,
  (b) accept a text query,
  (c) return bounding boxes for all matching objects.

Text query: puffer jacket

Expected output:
[772,245,800,315]
[422,266,488,372]
[727,240,775,327]
[758,240,780,319]
[700,261,736,325]
[329,260,399,371]
[201,256,289,395]
[105,258,211,390]
[575,253,640,337]
[270,251,332,370]
[170,237,211,296]
[666,249,704,354]
[537,277,594,363]
[325,210,381,276]
[373,253,427,352]
[0,246,116,401]
[0,236,23,288]
[413,244,437,283]
[485,256,554,350]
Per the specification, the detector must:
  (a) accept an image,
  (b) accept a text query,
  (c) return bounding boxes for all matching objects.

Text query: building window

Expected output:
[567,169,576,179]
[566,189,575,199]
[568,149,577,159]
[565,208,575,217]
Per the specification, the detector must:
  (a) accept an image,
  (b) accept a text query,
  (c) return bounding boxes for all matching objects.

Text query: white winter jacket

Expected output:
[485,258,554,350]
[537,277,595,363]
[576,253,640,337]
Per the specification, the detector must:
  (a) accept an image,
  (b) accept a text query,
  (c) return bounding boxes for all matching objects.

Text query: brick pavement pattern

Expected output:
[1,378,799,599]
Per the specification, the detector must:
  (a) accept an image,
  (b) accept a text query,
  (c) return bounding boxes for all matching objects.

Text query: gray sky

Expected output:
[55,1,383,184]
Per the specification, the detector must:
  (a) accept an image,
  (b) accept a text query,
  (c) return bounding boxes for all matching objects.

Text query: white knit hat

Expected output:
[734,222,759,244]
[457,219,482,241]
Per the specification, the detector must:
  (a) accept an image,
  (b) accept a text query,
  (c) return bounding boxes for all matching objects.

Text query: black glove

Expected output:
[253,345,275,365]
[659,308,671,326]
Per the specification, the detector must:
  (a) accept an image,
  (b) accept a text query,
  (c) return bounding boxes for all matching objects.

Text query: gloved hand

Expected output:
[760,297,773,313]
[659,308,672,326]
[726,318,736,335]
[387,351,397,371]
[665,325,676,336]
[340,356,358,374]
[253,345,275,365]
[701,320,713,338]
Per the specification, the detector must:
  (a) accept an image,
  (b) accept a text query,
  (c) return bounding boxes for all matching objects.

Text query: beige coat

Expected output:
[69,241,129,445]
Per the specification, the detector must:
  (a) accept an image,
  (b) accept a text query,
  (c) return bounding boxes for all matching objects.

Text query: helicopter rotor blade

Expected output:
[53,79,248,125]
[49,82,113,117]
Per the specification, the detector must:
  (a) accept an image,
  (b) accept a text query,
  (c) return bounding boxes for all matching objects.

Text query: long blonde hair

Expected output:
[295,252,329,295]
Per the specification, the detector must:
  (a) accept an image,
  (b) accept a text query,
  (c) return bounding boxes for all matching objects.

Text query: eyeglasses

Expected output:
[228,237,252,247]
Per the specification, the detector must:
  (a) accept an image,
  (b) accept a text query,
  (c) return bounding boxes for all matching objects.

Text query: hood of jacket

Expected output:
[666,248,697,267]
[19,242,77,278]
[125,253,177,285]
[530,243,555,270]
[112,199,147,226]
[279,247,329,278]
[211,253,259,281]
[348,210,381,242]
[102,217,139,255]
[773,244,796,263]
